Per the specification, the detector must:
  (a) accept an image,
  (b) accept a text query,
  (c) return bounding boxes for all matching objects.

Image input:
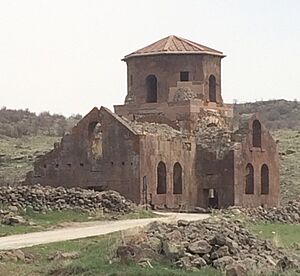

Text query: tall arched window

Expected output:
[209,75,217,102]
[245,163,254,194]
[253,120,262,147]
[88,121,102,160]
[146,75,157,103]
[173,162,182,194]
[157,161,166,194]
[261,164,269,195]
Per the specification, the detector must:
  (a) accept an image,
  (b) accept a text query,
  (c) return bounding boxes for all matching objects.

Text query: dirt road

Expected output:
[0,212,209,250]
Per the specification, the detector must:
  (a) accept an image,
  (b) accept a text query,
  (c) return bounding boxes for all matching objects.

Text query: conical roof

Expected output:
[123,35,225,60]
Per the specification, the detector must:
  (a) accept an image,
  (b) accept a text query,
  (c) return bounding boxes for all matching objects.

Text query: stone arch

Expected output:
[261,164,269,195]
[88,121,102,160]
[146,75,157,103]
[245,163,254,194]
[253,120,262,147]
[173,162,182,194]
[209,75,217,102]
[157,161,166,194]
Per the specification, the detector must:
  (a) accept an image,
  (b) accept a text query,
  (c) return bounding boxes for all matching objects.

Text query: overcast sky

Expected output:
[0,0,299,116]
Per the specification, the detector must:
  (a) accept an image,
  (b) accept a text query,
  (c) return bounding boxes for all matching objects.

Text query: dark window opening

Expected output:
[209,75,217,102]
[55,164,59,168]
[207,123,217,127]
[253,120,262,147]
[157,161,167,194]
[146,75,157,103]
[261,164,269,194]
[111,162,114,166]
[122,162,125,166]
[245,163,254,194]
[180,71,189,82]
[80,163,84,167]
[87,186,104,192]
[173,162,183,194]
[130,75,133,86]
[131,162,133,166]
[43,164,47,168]
[67,163,71,167]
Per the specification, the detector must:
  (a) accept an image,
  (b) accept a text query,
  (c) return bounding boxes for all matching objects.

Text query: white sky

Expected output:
[0,0,299,116]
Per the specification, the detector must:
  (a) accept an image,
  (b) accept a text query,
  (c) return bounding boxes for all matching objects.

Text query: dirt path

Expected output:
[0,212,209,250]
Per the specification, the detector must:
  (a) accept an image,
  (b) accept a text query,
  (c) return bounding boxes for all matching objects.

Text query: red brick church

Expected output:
[26,35,280,209]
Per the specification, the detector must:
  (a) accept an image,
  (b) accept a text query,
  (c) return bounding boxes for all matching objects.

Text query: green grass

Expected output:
[0,232,221,276]
[272,130,300,202]
[0,208,158,237]
[250,222,300,249]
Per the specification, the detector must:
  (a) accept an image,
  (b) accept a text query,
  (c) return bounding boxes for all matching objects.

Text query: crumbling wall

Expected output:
[233,114,280,207]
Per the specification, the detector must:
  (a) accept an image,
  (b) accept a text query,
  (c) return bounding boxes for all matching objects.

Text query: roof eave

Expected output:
[122,51,226,61]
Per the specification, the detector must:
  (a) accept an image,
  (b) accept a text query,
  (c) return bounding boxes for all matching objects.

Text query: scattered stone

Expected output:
[224,200,300,224]
[116,218,300,274]
[188,240,212,255]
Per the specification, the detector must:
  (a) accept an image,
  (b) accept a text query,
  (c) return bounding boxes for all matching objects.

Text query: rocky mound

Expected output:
[0,184,135,214]
[116,218,300,274]
[227,200,300,224]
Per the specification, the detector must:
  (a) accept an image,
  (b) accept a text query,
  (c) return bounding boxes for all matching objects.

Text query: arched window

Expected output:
[88,121,102,160]
[157,161,166,194]
[253,120,262,147]
[209,75,217,102]
[146,75,157,103]
[173,162,182,194]
[245,163,254,194]
[261,164,269,195]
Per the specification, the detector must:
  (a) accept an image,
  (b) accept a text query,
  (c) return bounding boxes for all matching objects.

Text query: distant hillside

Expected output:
[0,107,82,138]
[235,99,300,130]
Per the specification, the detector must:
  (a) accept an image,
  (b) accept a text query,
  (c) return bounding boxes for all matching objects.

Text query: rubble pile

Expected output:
[116,218,300,274]
[195,126,232,158]
[0,184,135,214]
[125,119,183,139]
[173,87,196,102]
[228,200,300,223]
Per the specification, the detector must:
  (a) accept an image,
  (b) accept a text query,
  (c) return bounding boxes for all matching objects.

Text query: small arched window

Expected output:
[252,120,262,147]
[261,164,269,195]
[245,163,254,194]
[173,162,182,194]
[157,161,167,194]
[209,75,217,102]
[146,75,157,103]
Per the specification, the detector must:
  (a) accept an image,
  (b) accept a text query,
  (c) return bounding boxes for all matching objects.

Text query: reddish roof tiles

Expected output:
[123,35,225,60]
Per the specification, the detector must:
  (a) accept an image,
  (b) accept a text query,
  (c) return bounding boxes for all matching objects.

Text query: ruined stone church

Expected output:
[26,35,280,209]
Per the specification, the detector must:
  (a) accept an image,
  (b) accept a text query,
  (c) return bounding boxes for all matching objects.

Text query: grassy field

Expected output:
[0,232,221,276]
[0,224,299,276]
[272,130,300,202]
[0,135,60,185]
[250,222,300,249]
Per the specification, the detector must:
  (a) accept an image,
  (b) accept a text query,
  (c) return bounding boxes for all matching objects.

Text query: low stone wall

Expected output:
[0,184,135,214]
